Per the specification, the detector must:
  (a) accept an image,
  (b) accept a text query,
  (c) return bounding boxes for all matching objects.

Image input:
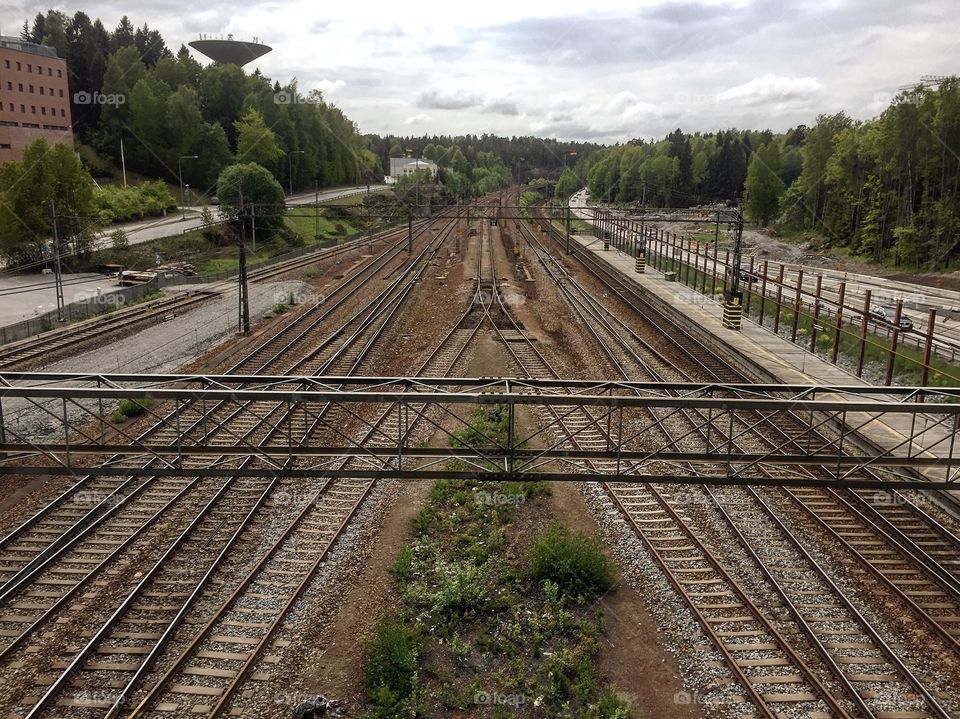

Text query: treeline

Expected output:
[785,82,960,266]
[583,128,802,208]
[582,79,960,268]
[370,134,600,184]
[18,10,377,195]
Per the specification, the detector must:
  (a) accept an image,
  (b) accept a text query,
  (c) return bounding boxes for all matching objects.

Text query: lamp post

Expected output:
[178,155,198,220]
[288,150,305,197]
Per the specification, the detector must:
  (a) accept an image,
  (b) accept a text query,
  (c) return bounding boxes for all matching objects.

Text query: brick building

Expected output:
[0,36,73,165]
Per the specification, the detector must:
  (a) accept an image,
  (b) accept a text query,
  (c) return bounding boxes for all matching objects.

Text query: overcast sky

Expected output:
[4,0,958,142]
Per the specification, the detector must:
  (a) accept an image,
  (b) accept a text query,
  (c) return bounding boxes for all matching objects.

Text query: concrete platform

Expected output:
[567,231,959,486]
[0,273,115,326]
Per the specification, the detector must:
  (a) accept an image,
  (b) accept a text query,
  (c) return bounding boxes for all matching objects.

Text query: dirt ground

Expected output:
[298,222,703,717]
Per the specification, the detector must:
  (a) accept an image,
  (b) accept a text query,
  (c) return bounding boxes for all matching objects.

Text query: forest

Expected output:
[580,79,960,268]
[7,10,960,270]
[16,10,377,195]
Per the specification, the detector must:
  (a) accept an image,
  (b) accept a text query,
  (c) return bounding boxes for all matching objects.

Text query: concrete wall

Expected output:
[0,276,161,346]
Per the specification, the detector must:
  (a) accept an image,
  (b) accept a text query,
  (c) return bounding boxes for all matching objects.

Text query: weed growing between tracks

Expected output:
[362,406,632,718]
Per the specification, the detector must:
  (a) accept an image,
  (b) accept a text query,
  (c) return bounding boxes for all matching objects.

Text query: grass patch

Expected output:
[111,397,152,423]
[360,406,631,718]
[529,522,617,599]
[365,618,422,717]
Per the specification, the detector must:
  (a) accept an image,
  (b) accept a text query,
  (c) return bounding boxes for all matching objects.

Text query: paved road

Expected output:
[570,190,960,359]
[93,185,388,250]
[0,185,388,329]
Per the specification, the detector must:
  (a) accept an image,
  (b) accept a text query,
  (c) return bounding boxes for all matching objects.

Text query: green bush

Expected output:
[110,397,153,423]
[392,545,414,583]
[584,690,634,719]
[529,523,617,598]
[365,618,420,703]
[110,229,129,250]
[95,181,177,224]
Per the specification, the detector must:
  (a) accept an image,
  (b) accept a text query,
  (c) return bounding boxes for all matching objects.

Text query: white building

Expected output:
[386,157,438,184]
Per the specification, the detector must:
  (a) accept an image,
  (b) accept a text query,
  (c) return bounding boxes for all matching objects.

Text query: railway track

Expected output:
[0,205,497,718]
[0,213,468,717]
[501,215,957,716]
[0,220,420,373]
[0,217,444,568]
[522,209,960,654]
[121,215,491,719]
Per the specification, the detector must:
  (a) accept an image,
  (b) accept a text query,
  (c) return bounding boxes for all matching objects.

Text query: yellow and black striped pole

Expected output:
[635,251,645,274]
[722,293,743,330]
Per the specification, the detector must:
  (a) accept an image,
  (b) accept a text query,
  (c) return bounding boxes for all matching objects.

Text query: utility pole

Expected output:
[722,204,745,330]
[315,181,319,239]
[250,203,256,253]
[565,205,571,255]
[407,216,413,254]
[238,191,250,335]
[49,199,64,322]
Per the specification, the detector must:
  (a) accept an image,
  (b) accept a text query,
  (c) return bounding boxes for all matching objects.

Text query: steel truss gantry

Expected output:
[1,373,958,489]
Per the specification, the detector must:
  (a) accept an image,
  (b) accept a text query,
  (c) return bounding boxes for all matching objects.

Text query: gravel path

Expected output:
[3,280,311,445]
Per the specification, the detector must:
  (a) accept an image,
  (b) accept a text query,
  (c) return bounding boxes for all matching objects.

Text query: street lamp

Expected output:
[288,150,305,197]
[178,155,198,220]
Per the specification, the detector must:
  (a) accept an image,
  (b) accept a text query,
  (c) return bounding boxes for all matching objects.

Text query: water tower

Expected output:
[189,34,272,67]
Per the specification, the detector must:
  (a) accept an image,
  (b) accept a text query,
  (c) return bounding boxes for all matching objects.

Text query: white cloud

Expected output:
[716,74,823,107]
[14,0,954,140]
[316,79,346,95]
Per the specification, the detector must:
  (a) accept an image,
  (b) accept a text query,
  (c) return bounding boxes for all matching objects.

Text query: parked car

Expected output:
[869,305,913,331]
[725,268,760,284]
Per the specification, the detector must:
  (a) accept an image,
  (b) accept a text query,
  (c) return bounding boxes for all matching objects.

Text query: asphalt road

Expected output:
[0,185,387,328]
[92,184,388,250]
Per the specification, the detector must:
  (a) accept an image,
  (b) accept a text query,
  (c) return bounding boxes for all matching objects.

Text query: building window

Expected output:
[18,83,23,91]
[41,107,46,115]
[17,62,22,70]
[60,109,65,117]
[3,60,8,68]
[20,104,25,113]
[0,144,12,149]
[57,69,62,78]
[31,106,36,114]
[29,85,34,93]
[0,120,17,126]
[47,67,52,76]
[39,87,44,95]
[37,65,42,74]
[27,64,31,72]
[5,82,10,90]
[59,89,63,97]
[7,103,12,111]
